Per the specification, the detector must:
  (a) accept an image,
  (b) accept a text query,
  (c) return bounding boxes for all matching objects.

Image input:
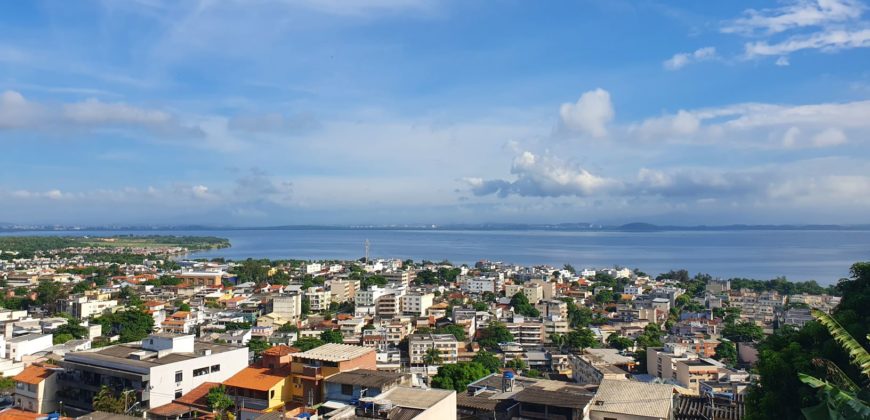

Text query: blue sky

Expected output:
[1,0,870,226]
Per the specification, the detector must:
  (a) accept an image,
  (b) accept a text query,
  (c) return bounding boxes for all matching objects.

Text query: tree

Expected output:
[92,385,126,414]
[294,337,325,351]
[95,308,154,343]
[431,362,490,391]
[607,334,634,351]
[722,321,764,343]
[478,322,514,350]
[796,309,870,419]
[0,376,16,393]
[747,262,870,419]
[54,322,89,340]
[437,324,467,342]
[178,303,191,312]
[247,338,270,359]
[53,333,74,345]
[714,340,738,367]
[278,323,299,333]
[510,292,540,317]
[505,357,526,371]
[424,348,443,366]
[320,329,344,344]
[563,264,576,274]
[565,328,597,351]
[207,385,234,420]
[472,351,501,373]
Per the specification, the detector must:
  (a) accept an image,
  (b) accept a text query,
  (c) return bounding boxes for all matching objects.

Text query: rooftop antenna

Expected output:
[364,239,370,263]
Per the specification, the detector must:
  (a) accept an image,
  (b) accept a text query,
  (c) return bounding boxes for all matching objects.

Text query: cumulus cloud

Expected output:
[559,89,614,138]
[468,151,619,197]
[663,47,717,70]
[0,90,44,128]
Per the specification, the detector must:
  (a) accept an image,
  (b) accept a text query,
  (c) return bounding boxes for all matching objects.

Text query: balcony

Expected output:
[298,365,322,379]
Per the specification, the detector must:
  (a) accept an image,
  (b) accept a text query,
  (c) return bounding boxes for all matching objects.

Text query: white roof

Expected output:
[294,343,373,362]
[589,379,674,419]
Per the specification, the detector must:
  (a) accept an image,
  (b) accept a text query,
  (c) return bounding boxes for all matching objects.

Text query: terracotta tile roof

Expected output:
[13,364,56,385]
[176,382,220,407]
[171,311,191,318]
[223,367,287,391]
[149,402,195,417]
[263,345,299,357]
[144,300,165,307]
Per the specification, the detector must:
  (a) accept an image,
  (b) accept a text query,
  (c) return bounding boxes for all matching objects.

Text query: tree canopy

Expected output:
[431,362,490,391]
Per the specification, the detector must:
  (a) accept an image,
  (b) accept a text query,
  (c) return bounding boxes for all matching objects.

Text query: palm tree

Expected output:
[799,309,870,419]
[424,347,443,366]
[550,333,566,353]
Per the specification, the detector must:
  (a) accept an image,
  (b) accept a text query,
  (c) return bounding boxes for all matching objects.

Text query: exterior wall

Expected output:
[144,346,249,408]
[272,294,302,320]
[14,375,58,414]
[7,335,53,362]
[413,390,457,420]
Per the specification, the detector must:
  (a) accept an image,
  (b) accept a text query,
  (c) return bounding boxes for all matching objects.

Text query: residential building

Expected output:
[587,379,674,420]
[570,349,633,384]
[322,369,406,407]
[305,287,331,312]
[330,385,456,420]
[401,293,434,317]
[223,346,294,418]
[177,271,224,287]
[535,299,567,319]
[271,293,302,321]
[288,343,376,405]
[61,295,118,319]
[408,333,460,366]
[327,280,359,304]
[6,334,53,362]
[375,293,401,319]
[13,364,59,414]
[59,333,248,410]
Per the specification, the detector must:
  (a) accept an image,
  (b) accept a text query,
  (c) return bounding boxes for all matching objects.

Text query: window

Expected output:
[175,389,183,399]
[341,384,354,396]
[194,367,210,377]
[175,371,183,383]
[211,365,221,373]
[270,390,275,399]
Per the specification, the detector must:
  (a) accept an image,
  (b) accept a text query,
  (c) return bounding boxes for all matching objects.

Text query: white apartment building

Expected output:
[62,296,118,319]
[401,293,434,317]
[271,293,302,321]
[408,333,460,366]
[305,287,332,312]
[305,263,323,274]
[6,334,53,362]
[355,286,387,307]
[60,334,248,410]
[460,277,499,294]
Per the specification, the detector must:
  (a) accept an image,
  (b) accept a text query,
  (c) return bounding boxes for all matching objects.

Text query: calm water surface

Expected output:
[3,229,869,285]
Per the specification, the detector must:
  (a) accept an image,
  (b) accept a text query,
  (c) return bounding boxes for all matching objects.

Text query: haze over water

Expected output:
[5,229,868,285]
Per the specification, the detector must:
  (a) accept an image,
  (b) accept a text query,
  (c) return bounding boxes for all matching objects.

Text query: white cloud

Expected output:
[745,28,870,56]
[468,151,620,197]
[812,128,847,147]
[630,99,870,148]
[63,98,172,126]
[775,56,791,66]
[663,47,717,70]
[559,88,614,137]
[0,90,44,129]
[722,0,865,35]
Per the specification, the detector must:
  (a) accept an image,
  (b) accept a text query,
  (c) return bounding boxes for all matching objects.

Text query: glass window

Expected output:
[211,364,221,372]
[175,371,183,382]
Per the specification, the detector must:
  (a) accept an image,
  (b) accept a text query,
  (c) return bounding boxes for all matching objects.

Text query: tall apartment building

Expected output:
[408,333,460,366]
[383,270,416,285]
[305,287,332,312]
[535,299,568,319]
[61,295,118,319]
[327,280,359,303]
[59,334,248,410]
[271,293,302,321]
[401,293,434,317]
[375,294,401,319]
[505,316,544,348]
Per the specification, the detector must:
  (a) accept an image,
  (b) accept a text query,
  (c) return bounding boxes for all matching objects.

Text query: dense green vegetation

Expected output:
[431,361,490,391]
[0,235,229,260]
[729,277,836,296]
[746,262,869,419]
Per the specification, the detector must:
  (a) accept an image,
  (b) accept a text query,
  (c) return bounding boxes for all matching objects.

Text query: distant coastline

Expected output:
[1,222,869,233]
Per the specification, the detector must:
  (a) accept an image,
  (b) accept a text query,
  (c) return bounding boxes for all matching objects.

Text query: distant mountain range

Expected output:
[1,222,869,232]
